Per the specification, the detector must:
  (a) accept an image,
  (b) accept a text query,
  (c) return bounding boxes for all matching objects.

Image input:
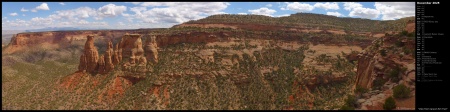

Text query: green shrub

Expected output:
[395,41,405,47]
[393,84,410,99]
[380,49,387,57]
[355,85,368,94]
[403,47,412,55]
[389,67,400,82]
[383,96,396,110]
[400,30,408,36]
[407,32,415,37]
[373,77,387,90]
[344,95,356,107]
[340,105,355,110]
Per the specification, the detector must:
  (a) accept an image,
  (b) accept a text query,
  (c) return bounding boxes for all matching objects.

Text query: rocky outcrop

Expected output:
[355,32,416,92]
[405,20,415,33]
[75,34,155,76]
[117,34,147,66]
[82,35,99,73]
[98,55,106,74]
[129,34,146,66]
[104,40,115,72]
[78,54,87,72]
[117,43,123,63]
[355,53,376,89]
[144,35,159,64]
[112,44,120,65]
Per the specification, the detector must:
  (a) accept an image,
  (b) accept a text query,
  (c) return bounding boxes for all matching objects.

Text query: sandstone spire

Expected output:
[104,40,114,73]
[112,43,120,65]
[98,55,106,74]
[145,34,159,64]
[78,54,87,72]
[83,35,99,73]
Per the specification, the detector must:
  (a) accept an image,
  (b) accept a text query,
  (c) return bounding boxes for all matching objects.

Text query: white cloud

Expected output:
[274,14,291,17]
[248,7,276,16]
[21,8,29,12]
[118,22,125,26]
[31,9,37,12]
[314,2,339,10]
[60,2,65,6]
[131,2,141,5]
[77,20,89,25]
[127,2,230,24]
[349,7,380,19]
[98,4,127,18]
[326,12,343,17]
[36,3,50,10]
[31,17,53,25]
[49,7,98,21]
[283,2,314,12]
[9,13,18,16]
[375,2,415,20]
[22,14,26,16]
[237,13,247,15]
[140,2,175,7]
[266,4,272,7]
[130,7,147,15]
[343,2,363,11]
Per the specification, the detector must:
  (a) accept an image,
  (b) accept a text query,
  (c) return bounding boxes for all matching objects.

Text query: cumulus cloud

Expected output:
[59,2,65,6]
[31,9,37,12]
[127,2,230,24]
[31,17,53,25]
[314,2,339,10]
[237,13,247,15]
[375,2,415,20]
[343,2,363,11]
[21,8,29,12]
[49,7,97,20]
[10,13,18,16]
[282,2,314,12]
[98,4,127,18]
[326,12,343,17]
[248,7,276,16]
[349,7,380,19]
[98,4,127,17]
[36,3,50,10]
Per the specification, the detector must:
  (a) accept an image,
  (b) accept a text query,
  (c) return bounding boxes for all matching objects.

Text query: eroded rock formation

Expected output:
[104,40,115,72]
[112,43,120,65]
[98,55,106,74]
[77,34,157,75]
[78,54,87,72]
[144,35,159,64]
[355,53,375,89]
[83,35,99,73]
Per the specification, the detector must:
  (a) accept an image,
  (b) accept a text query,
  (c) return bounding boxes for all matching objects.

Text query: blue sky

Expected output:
[2,2,415,30]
